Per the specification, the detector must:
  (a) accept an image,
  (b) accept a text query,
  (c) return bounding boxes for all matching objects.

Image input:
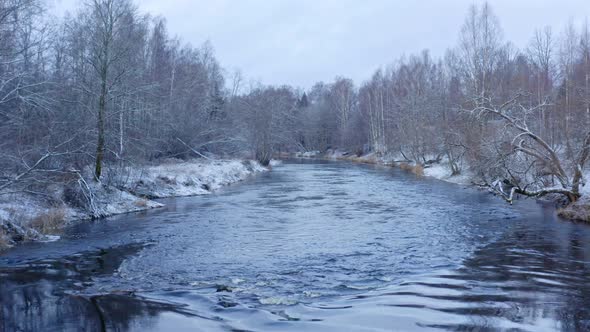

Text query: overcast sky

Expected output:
[50,0,590,89]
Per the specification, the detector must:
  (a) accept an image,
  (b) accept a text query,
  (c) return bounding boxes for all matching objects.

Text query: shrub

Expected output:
[558,204,590,222]
[398,163,424,177]
[134,199,148,208]
[30,208,66,235]
[182,178,196,186]
[412,164,425,177]
[158,175,177,185]
[63,182,88,208]
[399,163,413,171]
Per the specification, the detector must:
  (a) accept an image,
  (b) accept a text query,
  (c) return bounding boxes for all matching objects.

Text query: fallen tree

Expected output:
[470,94,590,204]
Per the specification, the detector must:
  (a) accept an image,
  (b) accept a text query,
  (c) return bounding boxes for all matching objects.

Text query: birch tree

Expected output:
[458,2,503,105]
[75,0,139,180]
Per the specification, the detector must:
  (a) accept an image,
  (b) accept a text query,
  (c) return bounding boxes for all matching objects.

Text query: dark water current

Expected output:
[2,160,590,331]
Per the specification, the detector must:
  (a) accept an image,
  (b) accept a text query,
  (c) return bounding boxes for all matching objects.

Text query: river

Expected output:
[2,160,590,331]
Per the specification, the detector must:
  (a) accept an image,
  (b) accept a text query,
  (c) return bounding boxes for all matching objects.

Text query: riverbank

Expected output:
[0,159,268,250]
[295,150,590,222]
[4,160,590,332]
[295,150,473,184]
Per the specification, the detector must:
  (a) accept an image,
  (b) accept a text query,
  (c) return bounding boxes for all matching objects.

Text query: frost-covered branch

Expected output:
[470,95,588,202]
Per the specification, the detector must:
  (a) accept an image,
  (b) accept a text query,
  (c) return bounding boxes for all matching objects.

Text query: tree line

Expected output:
[1,0,229,192]
[1,1,590,203]
[293,3,590,202]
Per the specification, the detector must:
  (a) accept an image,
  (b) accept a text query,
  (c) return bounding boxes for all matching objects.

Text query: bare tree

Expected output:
[471,94,590,202]
[75,0,140,180]
[458,1,503,104]
[527,26,554,140]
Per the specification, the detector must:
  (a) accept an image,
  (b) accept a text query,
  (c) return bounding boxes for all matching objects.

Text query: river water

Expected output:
[2,160,590,331]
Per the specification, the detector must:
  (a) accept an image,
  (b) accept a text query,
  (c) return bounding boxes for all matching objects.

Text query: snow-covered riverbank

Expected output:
[122,159,267,198]
[296,150,473,185]
[295,150,590,223]
[0,159,268,250]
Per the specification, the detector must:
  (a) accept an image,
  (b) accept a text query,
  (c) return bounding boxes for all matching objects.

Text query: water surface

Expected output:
[2,160,590,331]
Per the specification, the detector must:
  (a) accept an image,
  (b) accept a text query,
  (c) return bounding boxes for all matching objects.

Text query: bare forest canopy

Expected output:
[1,0,590,203]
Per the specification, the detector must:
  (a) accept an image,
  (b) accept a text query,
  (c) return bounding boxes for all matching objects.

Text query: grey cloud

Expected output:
[52,0,590,88]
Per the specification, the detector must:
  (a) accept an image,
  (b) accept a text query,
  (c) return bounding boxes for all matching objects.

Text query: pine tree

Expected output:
[297,92,309,109]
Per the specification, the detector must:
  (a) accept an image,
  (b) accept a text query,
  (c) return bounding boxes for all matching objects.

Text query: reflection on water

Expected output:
[2,160,590,331]
[0,243,220,332]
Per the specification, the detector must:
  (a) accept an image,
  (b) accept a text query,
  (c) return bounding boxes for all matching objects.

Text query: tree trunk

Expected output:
[94,65,108,181]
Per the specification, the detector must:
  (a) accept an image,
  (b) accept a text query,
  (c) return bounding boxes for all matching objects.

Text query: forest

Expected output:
[1,0,590,244]
[4,2,590,331]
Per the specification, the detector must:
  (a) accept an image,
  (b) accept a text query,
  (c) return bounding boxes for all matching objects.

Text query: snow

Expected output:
[325,149,350,159]
[1,159,268,249]
[315,150,475,186]
[122,159,266,198]
[581,170,590,196]
[423,163,448,179]
[562,170,590,222]
[423,163,473,185]
[295,151,321,158]
[39,235,61,242]
[0,196,46,220]
[0,209,9,221]
[84,184,165,218]
[0,184,163,249]
[269,159,282,167]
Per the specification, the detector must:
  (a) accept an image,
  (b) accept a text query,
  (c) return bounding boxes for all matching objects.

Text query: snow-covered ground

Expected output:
[581,174,590,197]
[558,171,590,222]
[316,150,473,185]
[305,149,590,222]
[122,159,266,198]
[0,159,268,250]
[423,162,473,185]
[269,159,283,167]
[294,151,321,158]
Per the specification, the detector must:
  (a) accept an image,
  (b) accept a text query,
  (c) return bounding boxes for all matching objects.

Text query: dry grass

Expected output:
[134,199,148,208]
[558,204,590,222]
[412,164,424,177]
[398,163,424,177]
[29,208,66,235]
[349,156,377,164]
[398,163,412,171]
